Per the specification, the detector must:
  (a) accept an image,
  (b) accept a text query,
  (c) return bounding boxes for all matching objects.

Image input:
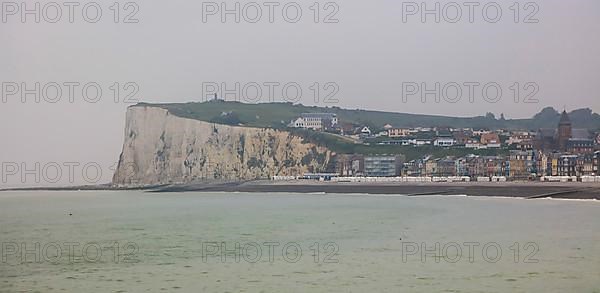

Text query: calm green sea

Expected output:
[0,191,598,292]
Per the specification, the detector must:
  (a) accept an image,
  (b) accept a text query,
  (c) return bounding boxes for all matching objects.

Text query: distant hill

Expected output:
[140,101,600,131]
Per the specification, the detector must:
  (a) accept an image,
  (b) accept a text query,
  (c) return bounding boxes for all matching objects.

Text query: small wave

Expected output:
[365,194,409,197]
[544,197,598,202]
[477,196,527,200]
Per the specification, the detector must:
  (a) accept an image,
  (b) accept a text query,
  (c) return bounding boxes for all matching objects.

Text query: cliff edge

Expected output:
[112,106,333,186]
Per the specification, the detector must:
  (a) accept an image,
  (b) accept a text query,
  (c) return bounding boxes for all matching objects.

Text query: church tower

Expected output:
[557,110,572,151]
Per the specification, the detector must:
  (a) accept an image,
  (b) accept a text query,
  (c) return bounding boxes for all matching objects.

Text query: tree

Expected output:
[485,112,496,120]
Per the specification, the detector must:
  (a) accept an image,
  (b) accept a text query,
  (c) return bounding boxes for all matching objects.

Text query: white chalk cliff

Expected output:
[112,106,333,186]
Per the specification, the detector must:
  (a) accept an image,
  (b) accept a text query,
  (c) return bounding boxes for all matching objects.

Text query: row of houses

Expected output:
[381,111,600,152]
[288,112,599,180]
[288,112,600,153]
[334,151,600,179]
[287,113,515,149]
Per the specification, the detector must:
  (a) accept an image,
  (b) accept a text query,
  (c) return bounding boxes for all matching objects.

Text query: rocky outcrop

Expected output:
[112,106,333,186]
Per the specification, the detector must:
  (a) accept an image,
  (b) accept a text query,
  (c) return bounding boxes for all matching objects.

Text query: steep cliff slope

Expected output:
[112,106,333,186]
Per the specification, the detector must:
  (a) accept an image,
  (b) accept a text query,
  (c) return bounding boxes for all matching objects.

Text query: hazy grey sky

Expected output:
[1,0,599,186]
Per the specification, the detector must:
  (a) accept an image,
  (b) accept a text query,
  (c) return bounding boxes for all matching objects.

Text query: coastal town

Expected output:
[284,110,600,183]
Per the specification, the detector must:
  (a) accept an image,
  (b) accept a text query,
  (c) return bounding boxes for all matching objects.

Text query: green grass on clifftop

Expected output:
[137,100,600,131]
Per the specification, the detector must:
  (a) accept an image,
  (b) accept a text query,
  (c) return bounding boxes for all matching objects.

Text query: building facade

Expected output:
[509,150,537,179]
[336,154,365,177]
[558,155,578,176]
[593,151,600,175]
[364,155,404,177]
[433,137,456,147]
[290,113,338,130]
[387,128,411,138]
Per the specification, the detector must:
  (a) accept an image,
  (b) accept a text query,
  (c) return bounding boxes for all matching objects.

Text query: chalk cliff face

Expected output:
[112,106,333,186]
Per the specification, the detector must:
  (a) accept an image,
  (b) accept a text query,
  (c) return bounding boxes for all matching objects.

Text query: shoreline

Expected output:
[155,181,600,200]
[2,181,600,200]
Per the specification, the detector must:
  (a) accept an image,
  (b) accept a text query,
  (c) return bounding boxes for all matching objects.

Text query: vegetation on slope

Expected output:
[289,129,508,161]
[141,100,600,131]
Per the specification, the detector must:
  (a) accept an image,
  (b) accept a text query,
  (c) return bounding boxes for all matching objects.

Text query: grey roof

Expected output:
[568,138,594,146]
[571,128,591,139]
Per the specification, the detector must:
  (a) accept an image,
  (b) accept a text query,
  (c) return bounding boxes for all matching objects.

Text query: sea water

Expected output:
[0,191,598,292]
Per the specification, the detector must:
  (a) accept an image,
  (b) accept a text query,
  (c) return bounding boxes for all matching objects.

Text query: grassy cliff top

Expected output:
[135,100,600,131]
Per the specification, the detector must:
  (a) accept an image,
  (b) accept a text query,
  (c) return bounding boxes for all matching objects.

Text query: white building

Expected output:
[507,131,534,145]
[465,140,481,149]
[387,128,411,137]
[290,113,338,130]
[473,130,491,136]
[434,137,456,147]
[360,126,372,136]
[486,142,502,148]
[413,139,432,146]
